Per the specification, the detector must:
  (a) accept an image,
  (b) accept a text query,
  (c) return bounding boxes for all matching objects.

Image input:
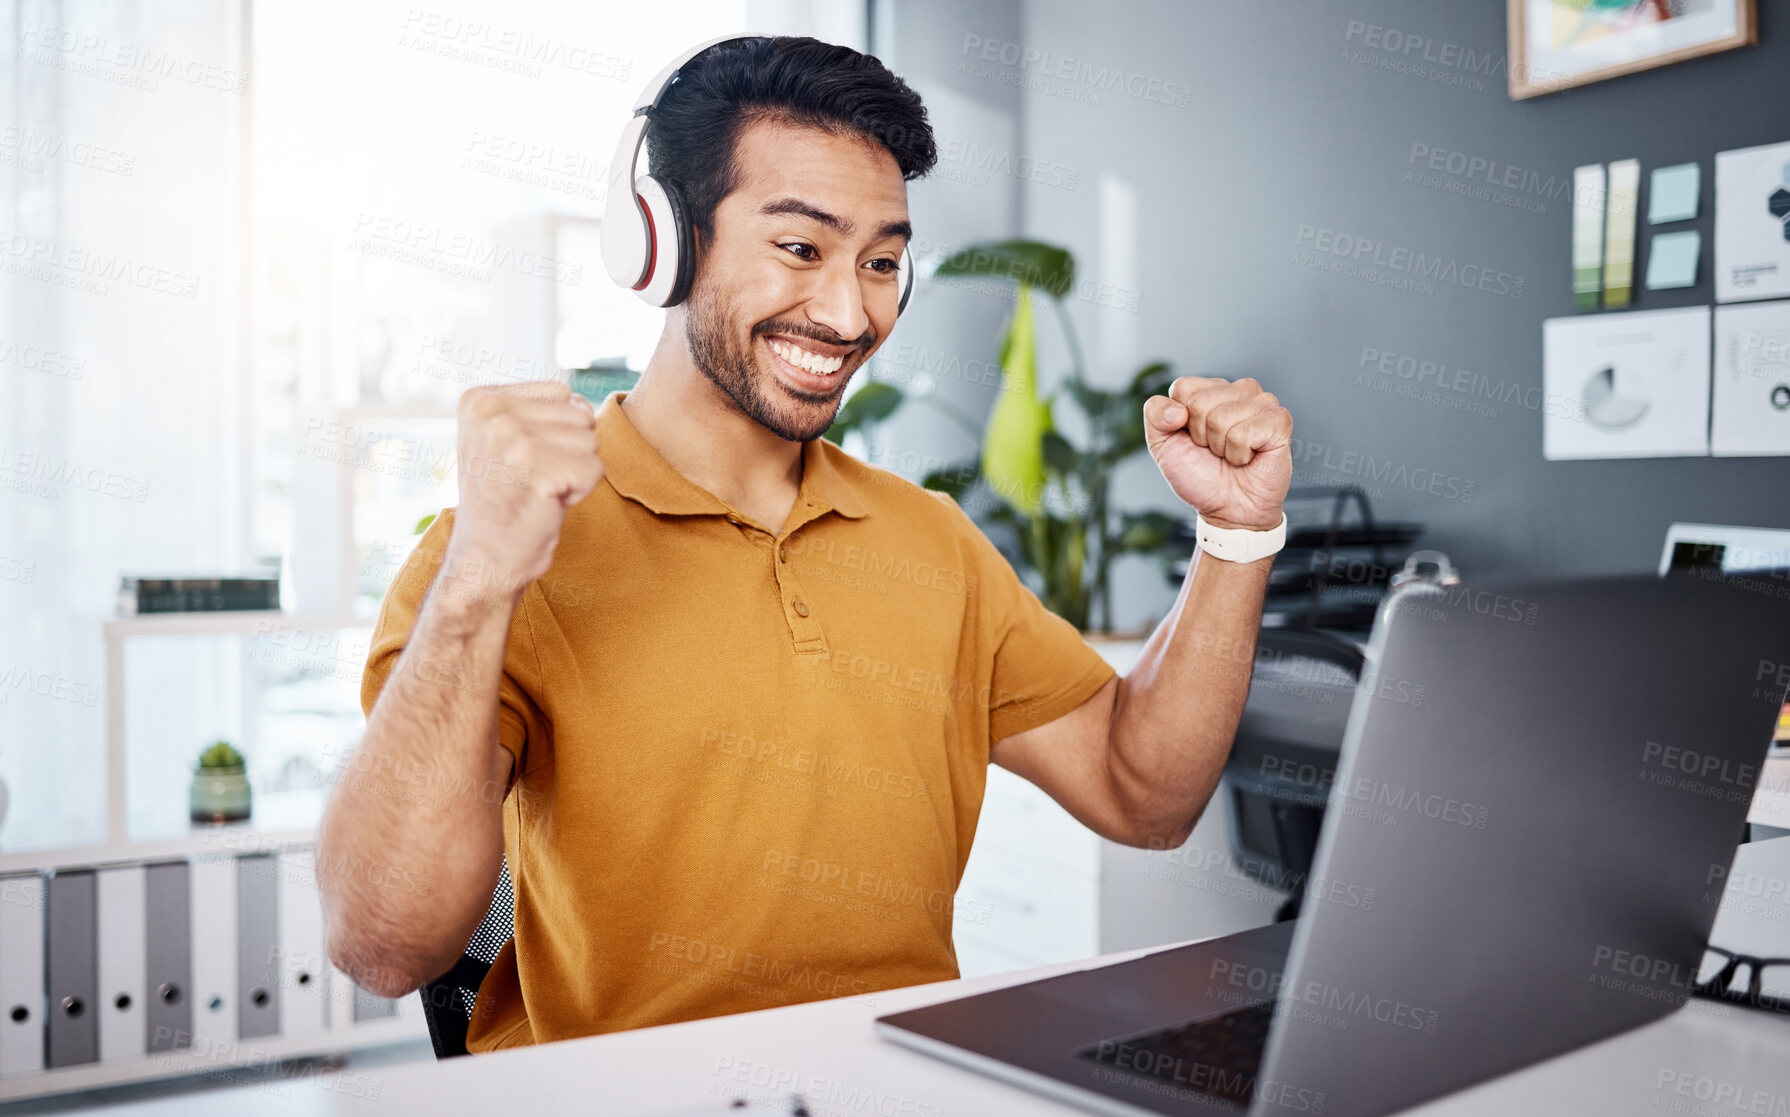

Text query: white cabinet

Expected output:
[954,638,1285,977]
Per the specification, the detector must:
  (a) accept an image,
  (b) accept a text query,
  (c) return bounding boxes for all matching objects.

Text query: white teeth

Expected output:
[768,338,844,376]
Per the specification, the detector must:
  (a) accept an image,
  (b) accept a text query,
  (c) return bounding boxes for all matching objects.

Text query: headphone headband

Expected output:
[600,35,916,316]
[631,33,746,115]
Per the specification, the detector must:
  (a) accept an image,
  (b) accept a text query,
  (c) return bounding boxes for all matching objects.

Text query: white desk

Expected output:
[85,838,1790,1117]
[1751,754,1790,831]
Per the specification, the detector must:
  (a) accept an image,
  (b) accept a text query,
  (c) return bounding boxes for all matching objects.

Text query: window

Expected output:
[0,0,870,852]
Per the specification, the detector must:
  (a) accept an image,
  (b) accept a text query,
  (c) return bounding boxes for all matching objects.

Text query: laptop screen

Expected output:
[1665,539,1790,745]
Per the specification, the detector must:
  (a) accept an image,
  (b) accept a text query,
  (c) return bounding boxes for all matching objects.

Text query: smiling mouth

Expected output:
[761,334,855,386]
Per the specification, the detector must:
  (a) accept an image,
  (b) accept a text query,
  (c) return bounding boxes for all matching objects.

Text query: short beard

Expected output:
[683,278,860,443]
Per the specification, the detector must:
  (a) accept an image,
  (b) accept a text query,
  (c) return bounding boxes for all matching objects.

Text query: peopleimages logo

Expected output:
[1209,958,1441,1034]
[646,930,875,1001]
[698,727,930,801]
[1641,740,1759,789]
[957,33,1193,108]
[1656,1070,1789,1117]
[1637,739,1759,806]
[1294,224,1525,299]
[1084,1041,1326,1112]
[1335,774,1490,830]
[1289,437,1475,503]
[1358,345,1586,422]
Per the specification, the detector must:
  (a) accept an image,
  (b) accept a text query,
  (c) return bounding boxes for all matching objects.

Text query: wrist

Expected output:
[424,581,521,637]
[1194,512,1288,564]
[432,546,529,619]
[1195,511,1284,533]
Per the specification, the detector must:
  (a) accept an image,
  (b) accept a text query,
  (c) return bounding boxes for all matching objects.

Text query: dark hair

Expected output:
[644,36,936,244]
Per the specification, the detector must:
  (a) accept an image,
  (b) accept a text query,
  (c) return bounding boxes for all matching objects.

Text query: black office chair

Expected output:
[416,858,514,1059]
[1220,628,1365,922]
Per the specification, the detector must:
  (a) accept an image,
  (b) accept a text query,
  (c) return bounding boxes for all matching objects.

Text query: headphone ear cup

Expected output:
[632,174,695,308]
[600,115,653,290]
[659,179,697,307]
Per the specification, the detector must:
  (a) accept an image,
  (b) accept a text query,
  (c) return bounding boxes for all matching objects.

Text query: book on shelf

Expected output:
[116,573,281,615]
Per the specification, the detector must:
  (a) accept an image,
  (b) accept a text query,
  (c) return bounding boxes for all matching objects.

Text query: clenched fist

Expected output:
[1142,376,1293,532]
[446,381,604,593]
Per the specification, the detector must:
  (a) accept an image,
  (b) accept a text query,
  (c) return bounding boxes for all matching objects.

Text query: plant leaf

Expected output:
[1061,374,1117,423]
[822,381,904,445]
[1101,362,1180,465]
[1114,510,1182,553]
[1041,430,1078,474]
[1129,360,1174,396]
[922,461,981,500]
[981,283,1051,516]
[933,240,1075,300]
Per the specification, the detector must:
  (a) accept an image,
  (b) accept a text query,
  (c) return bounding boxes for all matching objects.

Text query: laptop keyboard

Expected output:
[1076,1001,1275,1106]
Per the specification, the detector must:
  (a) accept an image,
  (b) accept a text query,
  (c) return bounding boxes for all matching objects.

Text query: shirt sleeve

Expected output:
[359,508,550,792]
[932,491,1119,744]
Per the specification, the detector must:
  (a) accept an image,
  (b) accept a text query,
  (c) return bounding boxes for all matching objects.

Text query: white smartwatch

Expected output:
[1194,513,1288,564]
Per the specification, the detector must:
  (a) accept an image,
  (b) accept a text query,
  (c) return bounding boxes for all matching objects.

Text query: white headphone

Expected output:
[599,34,916,315]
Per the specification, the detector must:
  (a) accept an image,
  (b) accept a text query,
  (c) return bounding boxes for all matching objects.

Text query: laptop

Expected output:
[1659,522,1790,754]
[877,573,1790,1116]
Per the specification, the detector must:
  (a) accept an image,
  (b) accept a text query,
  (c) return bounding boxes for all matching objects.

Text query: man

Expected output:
[319,35,1292,1054]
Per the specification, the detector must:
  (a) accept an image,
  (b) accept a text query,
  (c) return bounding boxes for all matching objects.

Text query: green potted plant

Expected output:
[849,239,1183,635]
[190,739,252,823]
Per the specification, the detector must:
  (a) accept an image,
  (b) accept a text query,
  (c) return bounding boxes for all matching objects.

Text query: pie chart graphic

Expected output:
[1582,364,1649,429]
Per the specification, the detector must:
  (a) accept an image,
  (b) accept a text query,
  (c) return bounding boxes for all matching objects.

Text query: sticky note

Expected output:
[1574,164,1606,310]
[1645,230,1701,290]
[1604,159,1640,308]
[1649,163,1700,225]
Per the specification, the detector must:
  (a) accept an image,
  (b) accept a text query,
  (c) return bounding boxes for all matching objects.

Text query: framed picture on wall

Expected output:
[1508,0,1756,100]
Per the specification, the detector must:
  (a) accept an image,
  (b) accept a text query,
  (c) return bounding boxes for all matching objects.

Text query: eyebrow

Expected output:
[758,196,911,243]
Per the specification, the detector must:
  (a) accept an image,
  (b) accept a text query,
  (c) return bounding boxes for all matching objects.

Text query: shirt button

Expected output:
[793,599,809,617]
[778,544,788,563]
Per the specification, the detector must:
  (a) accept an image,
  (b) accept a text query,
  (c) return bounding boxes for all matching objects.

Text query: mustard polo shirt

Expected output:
[360,389,1118,1051]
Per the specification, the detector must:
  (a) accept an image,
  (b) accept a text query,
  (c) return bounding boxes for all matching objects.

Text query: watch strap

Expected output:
[1195,513,1288,564]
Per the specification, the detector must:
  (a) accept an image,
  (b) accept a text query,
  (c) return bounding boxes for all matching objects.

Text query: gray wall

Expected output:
[888,0,1790,632]
[868,0,1026,496]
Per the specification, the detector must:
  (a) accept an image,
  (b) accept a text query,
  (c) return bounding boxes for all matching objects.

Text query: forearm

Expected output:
[318,558,521,996]
[1105,548,1273,846]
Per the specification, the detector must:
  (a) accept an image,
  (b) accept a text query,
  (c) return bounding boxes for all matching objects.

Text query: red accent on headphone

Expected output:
[633,197,658,292]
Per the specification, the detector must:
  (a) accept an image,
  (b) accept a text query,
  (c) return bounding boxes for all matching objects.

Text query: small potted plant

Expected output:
[189,740,252,823]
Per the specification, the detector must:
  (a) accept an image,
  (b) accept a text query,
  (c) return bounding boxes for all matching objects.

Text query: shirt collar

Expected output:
[596,390,869,521]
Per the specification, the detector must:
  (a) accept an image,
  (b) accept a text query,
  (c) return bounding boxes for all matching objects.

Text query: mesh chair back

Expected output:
[416,858,514,1059]
[1221,629,1364,917]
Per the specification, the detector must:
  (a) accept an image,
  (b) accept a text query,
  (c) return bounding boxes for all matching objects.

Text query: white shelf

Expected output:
[0,789,329,875]
[0,824,321,876]
[98,612,374,851]
[334,403,456,422]
[0,1012,428,1101]
[103,611,373,638]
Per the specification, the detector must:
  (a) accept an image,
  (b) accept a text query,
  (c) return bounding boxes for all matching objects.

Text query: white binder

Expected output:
[96,866,147,1062]
[275,847,329,1038]
[187,855,238,1050]
[327,962,356,1032]
[0,873,44,1076]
